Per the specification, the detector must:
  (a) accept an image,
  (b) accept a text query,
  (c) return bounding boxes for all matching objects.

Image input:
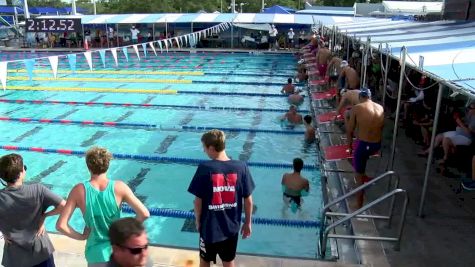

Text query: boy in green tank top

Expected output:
[56,147,150,266]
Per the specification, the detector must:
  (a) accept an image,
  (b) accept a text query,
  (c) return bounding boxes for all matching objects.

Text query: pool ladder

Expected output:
[318,171,409,258]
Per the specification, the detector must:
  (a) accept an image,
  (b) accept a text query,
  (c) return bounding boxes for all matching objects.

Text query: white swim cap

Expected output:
[340,89,348,96]
[340,60,348,68]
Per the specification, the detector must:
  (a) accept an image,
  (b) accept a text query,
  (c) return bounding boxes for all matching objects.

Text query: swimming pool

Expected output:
[0,51,323,259]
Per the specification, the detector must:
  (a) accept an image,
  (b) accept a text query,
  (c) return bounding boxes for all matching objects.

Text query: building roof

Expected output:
[383,1,443,15]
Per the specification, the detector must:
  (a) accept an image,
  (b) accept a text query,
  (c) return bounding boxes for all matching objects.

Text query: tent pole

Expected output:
[153,23,155,41]
[346,31,349,61]
[418,83,444,217]
[362,37,370,88]
[388,46,407,171]
[116,24,119,46]
[382,43,390,109]
[105,22,109,48]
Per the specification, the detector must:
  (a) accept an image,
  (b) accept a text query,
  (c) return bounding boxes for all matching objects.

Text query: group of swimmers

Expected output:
[298,35,385,208]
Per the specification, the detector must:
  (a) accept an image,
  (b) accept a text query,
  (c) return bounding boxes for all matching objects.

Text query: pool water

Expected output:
[0,51,322,259]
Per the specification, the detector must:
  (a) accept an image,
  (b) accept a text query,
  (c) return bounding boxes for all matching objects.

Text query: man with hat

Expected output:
[287,28,295,50]
[346,88,384,208]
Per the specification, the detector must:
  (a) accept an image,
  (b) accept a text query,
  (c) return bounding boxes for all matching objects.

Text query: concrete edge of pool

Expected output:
[0,233,367,267]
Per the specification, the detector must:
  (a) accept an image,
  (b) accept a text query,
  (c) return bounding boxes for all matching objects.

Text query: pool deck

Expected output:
[0,233,363,267]
[312,84,475,266]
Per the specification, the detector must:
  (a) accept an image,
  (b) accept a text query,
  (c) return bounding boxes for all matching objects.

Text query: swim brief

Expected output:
[352,139,381,174]
[318,64,328,78]
[283,192,302,207]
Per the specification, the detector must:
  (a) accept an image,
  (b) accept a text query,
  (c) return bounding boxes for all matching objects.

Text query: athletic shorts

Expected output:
[352,139,381,174]
[443,131,472,146]
[200,234,238,263]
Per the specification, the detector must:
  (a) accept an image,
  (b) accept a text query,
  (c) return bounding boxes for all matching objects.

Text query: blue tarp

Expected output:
[0,6,23,14]
[262,5,296,14]
[29,7,59,14]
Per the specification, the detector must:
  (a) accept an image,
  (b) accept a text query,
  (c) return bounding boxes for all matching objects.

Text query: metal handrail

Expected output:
[319,171,398,228]
[319,189,408,257]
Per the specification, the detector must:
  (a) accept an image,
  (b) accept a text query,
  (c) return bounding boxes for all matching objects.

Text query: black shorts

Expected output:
[200,234,238,263]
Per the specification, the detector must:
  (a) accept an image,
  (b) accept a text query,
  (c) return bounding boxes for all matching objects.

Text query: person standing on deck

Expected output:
[56,146,150,267]
[188,130,255,267]
[0,153,66,267]
[346,89,384,208]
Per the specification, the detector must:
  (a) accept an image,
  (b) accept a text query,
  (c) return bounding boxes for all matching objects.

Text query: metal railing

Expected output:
[318,171,409,258]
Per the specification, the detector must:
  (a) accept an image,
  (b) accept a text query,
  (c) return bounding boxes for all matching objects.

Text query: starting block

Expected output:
[308,69,319,76]
[324,144,380,161]
[309,79,327,86]
[311,87,337,100]
[324,144,354,161]
[306,62,317,68]
[317,111,343,124]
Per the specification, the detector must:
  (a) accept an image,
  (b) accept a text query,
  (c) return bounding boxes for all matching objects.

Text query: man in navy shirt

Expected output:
[188,129,255,267]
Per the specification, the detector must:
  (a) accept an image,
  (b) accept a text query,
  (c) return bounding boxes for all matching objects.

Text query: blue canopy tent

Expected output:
[262,5,296,14]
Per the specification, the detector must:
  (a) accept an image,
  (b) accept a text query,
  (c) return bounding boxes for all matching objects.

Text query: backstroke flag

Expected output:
[0,61,7,91]
[83,51,93,71]
[111,48,118,67]
[122,47,129,62]
[133,45,140,60]
[48,56,59,78]
[141,43,148,58]
[24,58,35,81]
[99,50,106,68]
[67,54,77,73]
[149,42,157,56]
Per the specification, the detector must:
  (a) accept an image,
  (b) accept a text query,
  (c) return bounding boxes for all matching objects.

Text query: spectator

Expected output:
[188,130,255,267]
[418,102,475,166]
[107,218,152,267]
[56,146,150,266]
[130,26,140,44]
[268,24,278,51]
[287,28,295,50]
[0,153,65,267]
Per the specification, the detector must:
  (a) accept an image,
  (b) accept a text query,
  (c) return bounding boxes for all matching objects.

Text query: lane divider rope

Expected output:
[0,145,318,170]
[8,76,192,84]
[8,69,205,76]
[0,115,305,135]
[0,98,310,113]
[121,205,320,228]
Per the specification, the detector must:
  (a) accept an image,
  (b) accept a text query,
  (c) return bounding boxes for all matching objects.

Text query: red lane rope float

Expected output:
[312,87,337,100]
[0,145,318,170]
[0,116,156,129]
[0,98,305,113]
[317,111,343,124]
[324,144,380,161]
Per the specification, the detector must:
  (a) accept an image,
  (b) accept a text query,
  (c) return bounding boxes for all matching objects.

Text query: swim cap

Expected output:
[340,60,348,68]
[298,59,305,64]
[359,88,371,98]
[340,89,348,96]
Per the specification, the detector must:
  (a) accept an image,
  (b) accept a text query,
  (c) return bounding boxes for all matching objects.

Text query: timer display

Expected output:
[26,18,83,32]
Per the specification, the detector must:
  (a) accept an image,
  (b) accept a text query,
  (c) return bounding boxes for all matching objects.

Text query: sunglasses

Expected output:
[118,244,148,255]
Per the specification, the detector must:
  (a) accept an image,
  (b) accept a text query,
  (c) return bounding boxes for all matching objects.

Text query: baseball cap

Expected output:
[290,28,293,31]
